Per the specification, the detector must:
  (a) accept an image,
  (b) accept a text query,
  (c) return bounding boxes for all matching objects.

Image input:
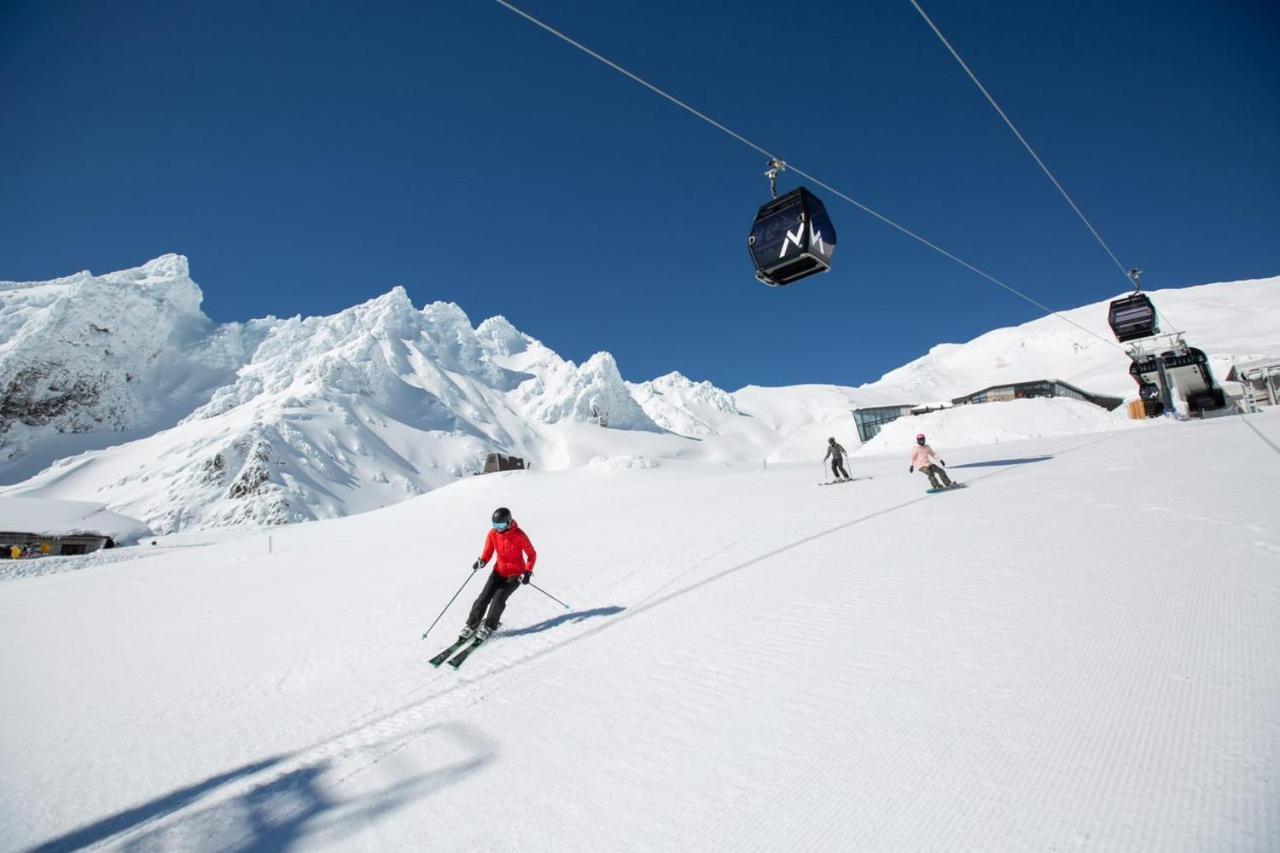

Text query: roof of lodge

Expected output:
[0,497,151,541]
[853,378,1124,414]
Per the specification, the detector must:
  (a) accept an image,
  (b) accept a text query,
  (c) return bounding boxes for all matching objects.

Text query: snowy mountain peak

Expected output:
[475,315,531,356]
[322,286,420,339]
[104,252,189,282]
[514,350,659,431]
[417,300,505,383]
[650,372,739,411]
[0,255,222,463]
[629,371,741,438]
[98,253,203,315]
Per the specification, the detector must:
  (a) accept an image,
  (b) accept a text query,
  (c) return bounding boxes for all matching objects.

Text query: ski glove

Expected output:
[909,466,914,473]
[472,559,486,571]
[940,460,946,466]
[520,572,532,585]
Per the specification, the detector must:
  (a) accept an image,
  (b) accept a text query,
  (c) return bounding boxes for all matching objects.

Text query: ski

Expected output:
[429,634,473,667]
[448,636,487,669]
[819,476,872,486]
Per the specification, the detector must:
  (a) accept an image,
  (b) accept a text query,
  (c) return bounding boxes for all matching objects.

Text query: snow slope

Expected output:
[2,259,1277,534]
[2,411,1277,851]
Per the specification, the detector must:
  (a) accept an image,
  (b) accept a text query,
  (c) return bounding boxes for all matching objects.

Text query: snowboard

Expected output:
[926,482,966,494]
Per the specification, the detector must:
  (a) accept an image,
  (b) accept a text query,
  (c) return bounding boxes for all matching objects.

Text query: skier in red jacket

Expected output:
[462,507,537,639]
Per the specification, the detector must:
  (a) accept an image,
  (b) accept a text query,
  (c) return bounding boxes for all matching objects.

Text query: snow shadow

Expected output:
[138,723,493,852]
[503,605,626,637]
[28,724,494,853]
[950,455,1053,469]
[1239,413,1280,458]
[24,755,286,852]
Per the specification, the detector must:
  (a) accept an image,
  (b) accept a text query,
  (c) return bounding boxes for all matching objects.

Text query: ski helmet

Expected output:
[828,436,836,443]
[916,433,926,444]
[492,507,512,529]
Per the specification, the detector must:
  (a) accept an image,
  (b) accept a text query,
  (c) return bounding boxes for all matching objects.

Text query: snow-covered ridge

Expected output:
[0,257,673,530]
[2,257,1277,533]
[0,255,271,475]
[629,371,740,438]
[1,256,211,452]
[859,275,1280,402]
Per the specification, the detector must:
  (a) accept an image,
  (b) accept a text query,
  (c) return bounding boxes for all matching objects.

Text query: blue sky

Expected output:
[2,0,1277,389]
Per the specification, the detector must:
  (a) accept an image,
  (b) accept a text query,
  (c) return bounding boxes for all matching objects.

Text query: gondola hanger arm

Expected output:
[765,158,786,199]
[1127,267,1143,293]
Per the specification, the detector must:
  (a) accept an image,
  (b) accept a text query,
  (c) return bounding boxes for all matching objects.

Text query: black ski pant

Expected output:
[831,458,850,480]
[467,570,521,630]
[921,464,952,489]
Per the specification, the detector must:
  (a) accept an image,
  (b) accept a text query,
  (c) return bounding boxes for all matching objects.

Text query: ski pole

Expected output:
[421,568,479,639]
[529,581,570,610]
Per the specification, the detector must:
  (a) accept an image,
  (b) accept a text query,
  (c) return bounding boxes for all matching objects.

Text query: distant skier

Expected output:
[824,437,851,481]
[461,507,537,640]
[909,433,954,490]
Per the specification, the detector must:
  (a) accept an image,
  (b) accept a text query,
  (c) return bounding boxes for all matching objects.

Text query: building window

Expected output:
[853,406,912,443]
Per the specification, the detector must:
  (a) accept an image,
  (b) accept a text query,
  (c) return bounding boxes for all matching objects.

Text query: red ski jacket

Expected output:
[481,521,537,578]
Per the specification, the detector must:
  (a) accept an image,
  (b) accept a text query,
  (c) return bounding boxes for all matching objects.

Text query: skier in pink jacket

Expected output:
[909,433,954,489]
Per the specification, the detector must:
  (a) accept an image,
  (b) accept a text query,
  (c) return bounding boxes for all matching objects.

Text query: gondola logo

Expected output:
[779,215,829,259]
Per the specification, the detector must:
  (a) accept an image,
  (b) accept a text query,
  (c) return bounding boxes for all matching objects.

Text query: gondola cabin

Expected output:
[1108,293,1159,342]
[747,187,837,286]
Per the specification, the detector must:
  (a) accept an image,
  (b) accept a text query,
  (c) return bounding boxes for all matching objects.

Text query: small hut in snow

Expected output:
[0,497,151,557]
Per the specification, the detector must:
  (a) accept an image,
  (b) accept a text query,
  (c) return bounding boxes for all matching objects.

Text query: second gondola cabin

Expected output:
[748,187,837,286]
[1108,292,1159,342]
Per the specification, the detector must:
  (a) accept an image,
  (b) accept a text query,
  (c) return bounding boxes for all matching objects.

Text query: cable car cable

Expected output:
[906,0,1185,335]
[491,0,777,163]
[780,162,1115,344]
[488,0,1123,351]
[907,0,1132,285]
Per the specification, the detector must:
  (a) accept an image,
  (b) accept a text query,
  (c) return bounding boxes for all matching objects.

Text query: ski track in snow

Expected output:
[2,416,1279,851]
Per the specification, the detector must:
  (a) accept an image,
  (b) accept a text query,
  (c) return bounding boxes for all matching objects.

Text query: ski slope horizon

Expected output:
[1,255,1277,534]
[2,412,1278,851]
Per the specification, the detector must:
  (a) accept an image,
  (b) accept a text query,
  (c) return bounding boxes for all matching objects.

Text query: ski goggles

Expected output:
[492,521,510,531]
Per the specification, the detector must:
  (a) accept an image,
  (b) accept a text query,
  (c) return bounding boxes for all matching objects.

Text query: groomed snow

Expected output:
[2,411,1277,851]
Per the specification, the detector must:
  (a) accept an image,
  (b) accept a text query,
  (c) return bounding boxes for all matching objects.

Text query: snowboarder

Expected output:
[461,507,537,640]
[824,437,851,481]
[909,433,954,490]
